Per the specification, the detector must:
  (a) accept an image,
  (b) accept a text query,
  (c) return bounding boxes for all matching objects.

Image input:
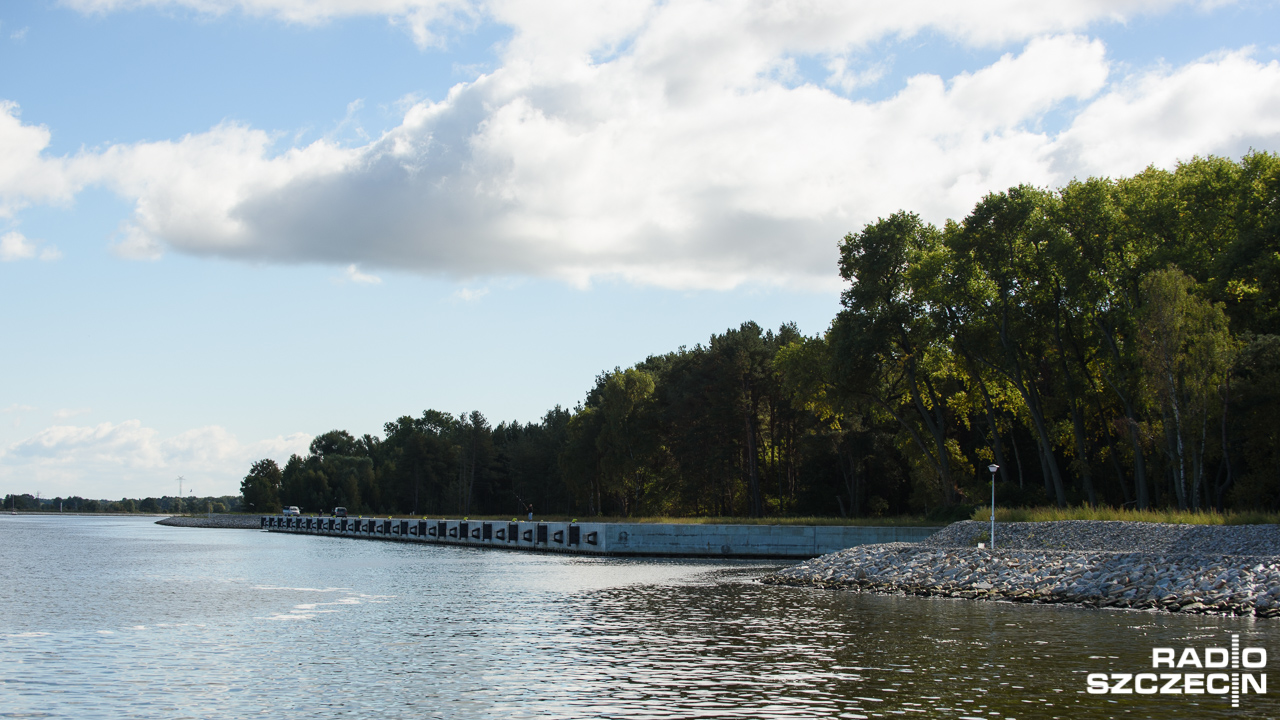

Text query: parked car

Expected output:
[333,507,347,517]
[283,506,300,516]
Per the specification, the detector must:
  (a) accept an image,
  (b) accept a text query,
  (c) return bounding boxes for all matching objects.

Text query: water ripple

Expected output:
[0,515,1275,719]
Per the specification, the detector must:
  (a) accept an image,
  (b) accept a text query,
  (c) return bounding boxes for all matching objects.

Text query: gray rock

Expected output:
[156,514,262,529]
[765,520,1280,618]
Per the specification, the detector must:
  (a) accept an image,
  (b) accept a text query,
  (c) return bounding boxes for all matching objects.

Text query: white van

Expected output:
[283,506,300,516]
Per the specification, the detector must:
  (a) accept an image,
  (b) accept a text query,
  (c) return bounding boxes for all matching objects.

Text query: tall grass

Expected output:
[970,505,1280,525]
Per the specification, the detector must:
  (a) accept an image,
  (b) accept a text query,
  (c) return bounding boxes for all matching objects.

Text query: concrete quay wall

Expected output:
[261,515,941,559]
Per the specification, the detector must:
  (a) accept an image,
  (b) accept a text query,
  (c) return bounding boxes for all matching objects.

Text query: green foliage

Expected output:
[241,458,283,513]
[230,152,1280,521]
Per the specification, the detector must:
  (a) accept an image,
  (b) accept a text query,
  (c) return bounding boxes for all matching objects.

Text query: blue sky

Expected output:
[2,0,1279,500]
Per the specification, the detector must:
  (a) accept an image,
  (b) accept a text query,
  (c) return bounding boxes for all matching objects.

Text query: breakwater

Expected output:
[261,515,940,559]
[767,520,1280,618]
[157,514,263,529]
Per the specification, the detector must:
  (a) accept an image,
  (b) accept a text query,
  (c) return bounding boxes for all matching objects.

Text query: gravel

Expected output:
[156,515,262,529]
[766,520,1280,618]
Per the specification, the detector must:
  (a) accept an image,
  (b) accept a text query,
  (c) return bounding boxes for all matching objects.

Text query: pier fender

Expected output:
[416,521,426,538]
[536,524,548,544]
[448,526,458,538]
[471,527,481,540]
[482,523,493,541]
[427,524,437,537]
[568,526,580,546]
[552,530,565,544]
[400,520,409,535]
[495,528,506,541]
[508,523,519,543]
[585,531,598,546]
[522,529,533,542]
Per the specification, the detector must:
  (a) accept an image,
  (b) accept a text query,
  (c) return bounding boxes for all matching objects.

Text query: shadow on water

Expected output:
[0,515,1275,719]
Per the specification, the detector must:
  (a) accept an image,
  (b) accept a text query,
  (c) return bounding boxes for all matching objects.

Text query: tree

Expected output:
[241,458,283,513]
[1136,267,1236,510]
[832,212,963,506]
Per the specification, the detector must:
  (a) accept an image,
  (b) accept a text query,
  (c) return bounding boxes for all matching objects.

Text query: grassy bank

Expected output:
[972,505,1280,525]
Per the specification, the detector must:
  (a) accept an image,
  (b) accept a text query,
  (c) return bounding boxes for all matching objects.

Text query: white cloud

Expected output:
[0,101,82,216]
[0,419,312,497]
[110,223,164,260]
[5,2,1278,290]
[0,231,36,260]
[825,56,888,93]
[1053,48,1280,176]
[2,404,35,413]
[344,264,382,284]
[52,408,92,419]
[0,230,60,261]
[452,286,488,302]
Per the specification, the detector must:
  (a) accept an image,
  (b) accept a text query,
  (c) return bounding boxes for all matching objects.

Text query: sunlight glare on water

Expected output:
[0,515,1275,718]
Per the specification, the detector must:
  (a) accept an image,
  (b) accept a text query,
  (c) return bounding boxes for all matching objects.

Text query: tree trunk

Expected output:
[1215,377,1234,511]
[1069,402,1097,505]
[1126,406,1150,509]
[1009,425,1025,489]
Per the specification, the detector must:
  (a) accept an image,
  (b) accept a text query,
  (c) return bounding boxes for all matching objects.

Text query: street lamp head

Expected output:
[988,464,999,474]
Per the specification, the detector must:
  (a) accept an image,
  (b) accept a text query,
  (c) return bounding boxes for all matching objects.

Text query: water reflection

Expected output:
[0,515,1275,719]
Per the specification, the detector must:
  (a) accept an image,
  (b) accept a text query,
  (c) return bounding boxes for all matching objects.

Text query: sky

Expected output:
[2,0,1280,501]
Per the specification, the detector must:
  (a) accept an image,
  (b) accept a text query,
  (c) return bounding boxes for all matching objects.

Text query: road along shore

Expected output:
[765,520,1280,618]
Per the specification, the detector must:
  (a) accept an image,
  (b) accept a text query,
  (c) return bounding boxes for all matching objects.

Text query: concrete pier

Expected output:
[261,515,941,559]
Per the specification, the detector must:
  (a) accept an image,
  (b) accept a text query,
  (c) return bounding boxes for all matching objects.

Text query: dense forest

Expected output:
[242,153,1280,519]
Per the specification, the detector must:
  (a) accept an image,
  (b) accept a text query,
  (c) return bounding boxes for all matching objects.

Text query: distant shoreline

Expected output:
[4,511,171,517]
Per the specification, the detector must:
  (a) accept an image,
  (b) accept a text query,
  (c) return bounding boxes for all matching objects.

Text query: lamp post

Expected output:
[987,464,999,550]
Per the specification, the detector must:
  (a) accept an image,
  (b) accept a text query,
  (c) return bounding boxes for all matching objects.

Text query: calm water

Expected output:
[1,515,1276,719]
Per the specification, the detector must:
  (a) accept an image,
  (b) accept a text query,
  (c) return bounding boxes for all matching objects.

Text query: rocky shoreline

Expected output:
[766,520,1280,618]
[156,514,262,529]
